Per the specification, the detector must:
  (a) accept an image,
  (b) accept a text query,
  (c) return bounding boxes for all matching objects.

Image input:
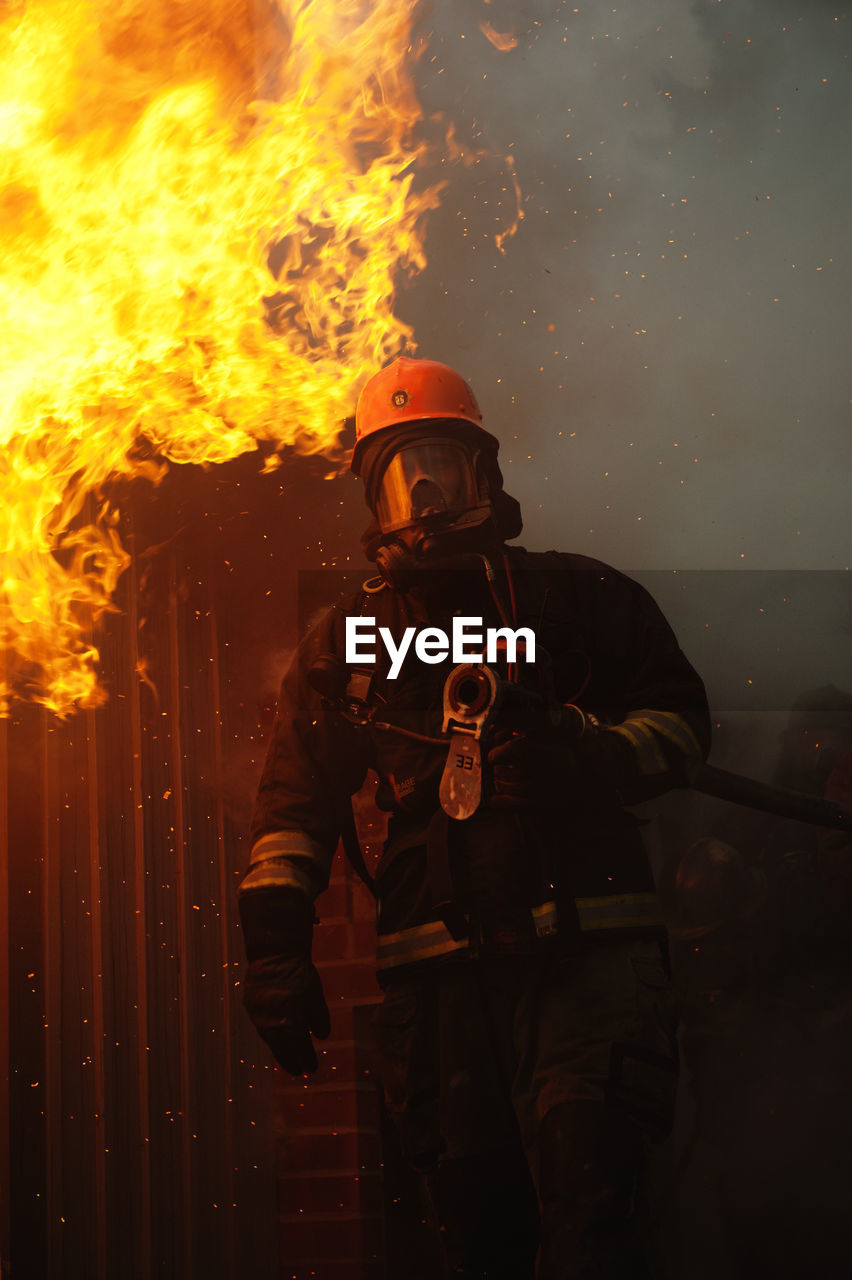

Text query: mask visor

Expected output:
[375,441,482,533]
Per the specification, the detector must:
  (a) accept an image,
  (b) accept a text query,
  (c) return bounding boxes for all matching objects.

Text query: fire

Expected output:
[0,0,438,715]
[479,21,519,53]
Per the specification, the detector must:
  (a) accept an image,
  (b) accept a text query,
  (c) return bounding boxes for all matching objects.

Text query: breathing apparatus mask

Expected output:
[374,438,488,535]
[358,423,525,589]
[367,433,497,586]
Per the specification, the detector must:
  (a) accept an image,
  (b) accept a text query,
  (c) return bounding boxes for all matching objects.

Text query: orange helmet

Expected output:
[351,356,495,475]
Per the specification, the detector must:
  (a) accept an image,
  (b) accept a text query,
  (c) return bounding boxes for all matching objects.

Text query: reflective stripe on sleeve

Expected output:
[240,829,332,900]
[239,829,332,901]
[250,830,328,866]
[575,892,664,931]
[238,858,316,899]
[608,721,668,775]
[608,709,702,778]
[634,709,702,757]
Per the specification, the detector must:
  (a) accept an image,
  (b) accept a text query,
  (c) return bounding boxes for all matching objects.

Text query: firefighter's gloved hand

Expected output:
[239,888,330,1076]
[487,729,578,809]
[487,727,631,809]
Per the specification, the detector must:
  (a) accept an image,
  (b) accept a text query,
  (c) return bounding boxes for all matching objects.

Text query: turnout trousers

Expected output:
[372,938,678,1280]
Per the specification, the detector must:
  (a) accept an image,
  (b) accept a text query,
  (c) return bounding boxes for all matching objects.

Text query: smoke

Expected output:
[401,0,851,573]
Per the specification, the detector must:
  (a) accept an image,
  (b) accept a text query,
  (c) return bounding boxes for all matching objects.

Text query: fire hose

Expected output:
[692,763,852,833]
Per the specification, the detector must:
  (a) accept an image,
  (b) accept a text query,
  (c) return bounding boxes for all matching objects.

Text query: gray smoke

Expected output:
[401,0,851,573]
[381,0,852,741]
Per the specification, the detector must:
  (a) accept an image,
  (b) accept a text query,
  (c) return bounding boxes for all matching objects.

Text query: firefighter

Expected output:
[239,357,711,1278]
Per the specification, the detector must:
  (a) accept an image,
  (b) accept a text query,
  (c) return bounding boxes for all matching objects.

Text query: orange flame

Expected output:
[0,0,438,715]
[495,155,524,255]
[479,21,519,53]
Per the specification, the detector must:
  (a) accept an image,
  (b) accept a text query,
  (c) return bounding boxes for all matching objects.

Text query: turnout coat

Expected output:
[242,548,711,979]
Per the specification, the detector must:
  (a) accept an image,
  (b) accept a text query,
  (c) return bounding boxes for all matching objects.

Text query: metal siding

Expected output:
[8,708,49,1280]
[0,507,278,1279]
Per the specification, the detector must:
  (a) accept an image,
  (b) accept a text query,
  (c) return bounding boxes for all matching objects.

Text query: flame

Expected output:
[479,21,519,53]
[494,155,523,255]
[0,0,438,715]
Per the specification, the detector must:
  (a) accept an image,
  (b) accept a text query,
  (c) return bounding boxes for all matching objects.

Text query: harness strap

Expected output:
[427,808,469,941]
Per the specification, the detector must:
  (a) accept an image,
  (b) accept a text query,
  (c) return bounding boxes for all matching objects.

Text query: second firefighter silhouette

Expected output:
[240,357,711,1279]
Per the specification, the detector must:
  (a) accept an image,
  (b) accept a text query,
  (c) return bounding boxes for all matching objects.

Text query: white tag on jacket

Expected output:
[439,732,483,820]
[439,663,501,820]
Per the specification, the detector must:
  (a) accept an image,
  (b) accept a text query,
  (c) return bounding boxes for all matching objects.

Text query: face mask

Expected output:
[374,439,485,533]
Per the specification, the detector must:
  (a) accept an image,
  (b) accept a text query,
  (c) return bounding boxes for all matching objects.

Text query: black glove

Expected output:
[486,726,632,810]
[239,888,330,1076]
